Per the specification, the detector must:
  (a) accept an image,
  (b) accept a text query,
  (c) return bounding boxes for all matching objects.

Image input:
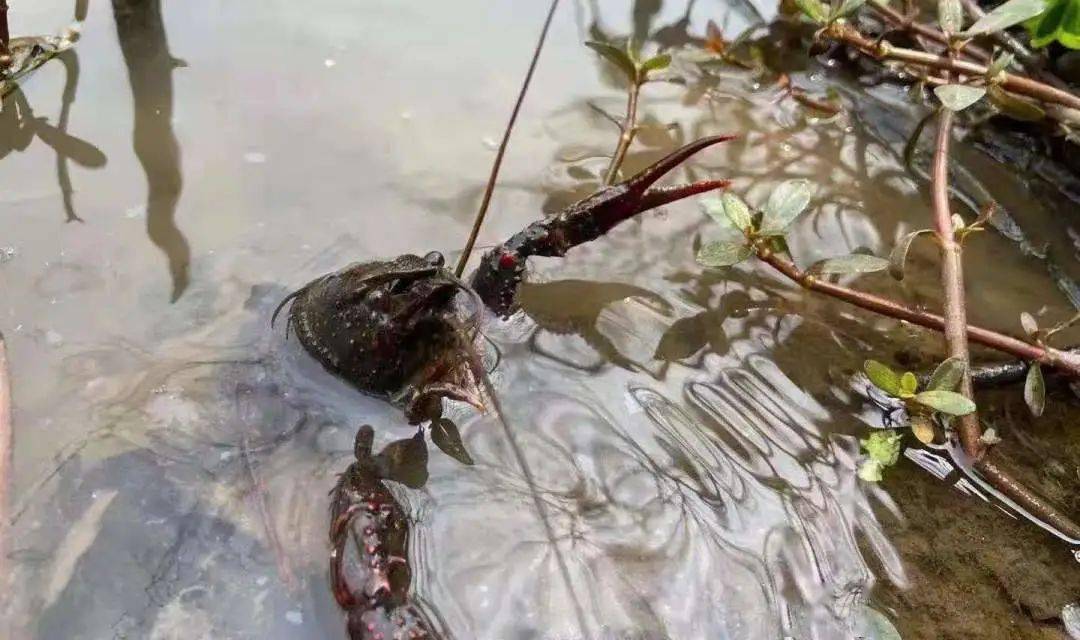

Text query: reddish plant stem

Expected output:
[929,109,1080,540]
[829,24,1080,113]
[867,2,990,63]
[603,77,642,185]
[753,251,1080,378]
[929,109,984,458]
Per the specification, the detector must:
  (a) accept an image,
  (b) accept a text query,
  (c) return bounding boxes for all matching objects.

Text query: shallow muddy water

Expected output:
[2,1,1079,639]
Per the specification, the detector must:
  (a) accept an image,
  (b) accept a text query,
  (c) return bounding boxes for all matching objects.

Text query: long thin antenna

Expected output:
[453,0,560,278]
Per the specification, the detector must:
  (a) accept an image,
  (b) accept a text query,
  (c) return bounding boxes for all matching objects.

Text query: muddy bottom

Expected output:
[869,384,1080,640]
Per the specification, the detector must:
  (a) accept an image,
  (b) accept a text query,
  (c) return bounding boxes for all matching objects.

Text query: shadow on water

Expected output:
[0,51,107,223]
[112,0,190,302]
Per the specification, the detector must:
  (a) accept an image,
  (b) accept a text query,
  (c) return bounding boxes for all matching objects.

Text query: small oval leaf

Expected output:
[808,253,890,275]
[911,415,935,444]
[900,371,919,397]
[986,85,1046,122]
[641,53,672,73]
[585,40,638,82]
[939,0,965,32]
[964,0,1047,35]
[986,51,1016,79]
[865,359,902,396]
[431,418,475,465]
[913,390,977,415]
[1024,363,1045,417]
[760,179,815,235]
[934,84,987,111]
[697,241,753,268]
[794,0,830,22]
[1020,311,1039,337]
[889,229,933,280]
[721,192,754,233]
[928,356,966,391]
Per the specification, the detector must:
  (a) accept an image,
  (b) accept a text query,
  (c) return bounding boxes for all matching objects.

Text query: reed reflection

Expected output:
[113,0,190,302]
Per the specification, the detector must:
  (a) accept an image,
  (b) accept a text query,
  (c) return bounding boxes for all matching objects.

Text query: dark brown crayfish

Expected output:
[274,251,485,425]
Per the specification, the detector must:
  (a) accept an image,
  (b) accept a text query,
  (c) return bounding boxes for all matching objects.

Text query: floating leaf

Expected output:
[865,359,902,396]
[986,85,1046,121]
[911,415,935,444]
[1024,363,1045,416]
[928,356,966,391]
[431,418,475,465]
[934,84,987,111]
[585,40,637,82]
[1026,0,1080,48]
[720,192,754,234]
[1020,311,1040,337]
[965,0,1048,35]
[697,240,753,267]
[939,0,965,32]
[641,53,672,73]
[760,179,815,235]
[900,372,919,397]
[889,229,933,280]
[914,390,977,415]
[808,253,890,275]
[795,0,830,23]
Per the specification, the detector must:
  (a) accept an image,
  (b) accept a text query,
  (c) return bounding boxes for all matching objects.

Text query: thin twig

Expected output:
[603,78,642,185]
[753,250,1080,378]
[868,2,990,63]
[828,24,1080,114]
[454,0,560,278]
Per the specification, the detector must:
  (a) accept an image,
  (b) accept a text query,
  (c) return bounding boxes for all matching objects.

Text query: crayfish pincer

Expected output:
[330,425,436,640]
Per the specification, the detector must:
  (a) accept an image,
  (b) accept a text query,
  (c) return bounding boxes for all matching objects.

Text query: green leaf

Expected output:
[928,356,966,391]
[854,606,903,640]
[808,253,890,275]
[986,85,1046,121]
[965,0,1048,35]
[1026,0,1080,48]
[939,0,965,32]
[697,240,753,267]
[934,84,987,111]
[759,179,815,235]
[862,430,903,466]
[1020,311,1040,337]
[900,372,919,397]
[795,0,830,23]
[914,390,977,415]
[720,192,754,234]
[864,359,903,396]
[986,51,1016,79]
[1024,363,1045,417]
[888,229,933,280]
[641,53,672,73]
[585,40,638,82]
[834,0,868,18]
[430,418,475,465]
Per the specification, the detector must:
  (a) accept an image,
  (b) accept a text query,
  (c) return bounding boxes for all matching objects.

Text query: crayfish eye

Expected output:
[424,251,445,268]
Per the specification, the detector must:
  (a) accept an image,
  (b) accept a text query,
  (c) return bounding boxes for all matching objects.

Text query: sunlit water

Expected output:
[2,1,1078,639]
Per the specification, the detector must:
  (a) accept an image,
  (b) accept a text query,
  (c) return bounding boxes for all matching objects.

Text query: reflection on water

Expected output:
[2,1,1078,639]
[113,0,190,302]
